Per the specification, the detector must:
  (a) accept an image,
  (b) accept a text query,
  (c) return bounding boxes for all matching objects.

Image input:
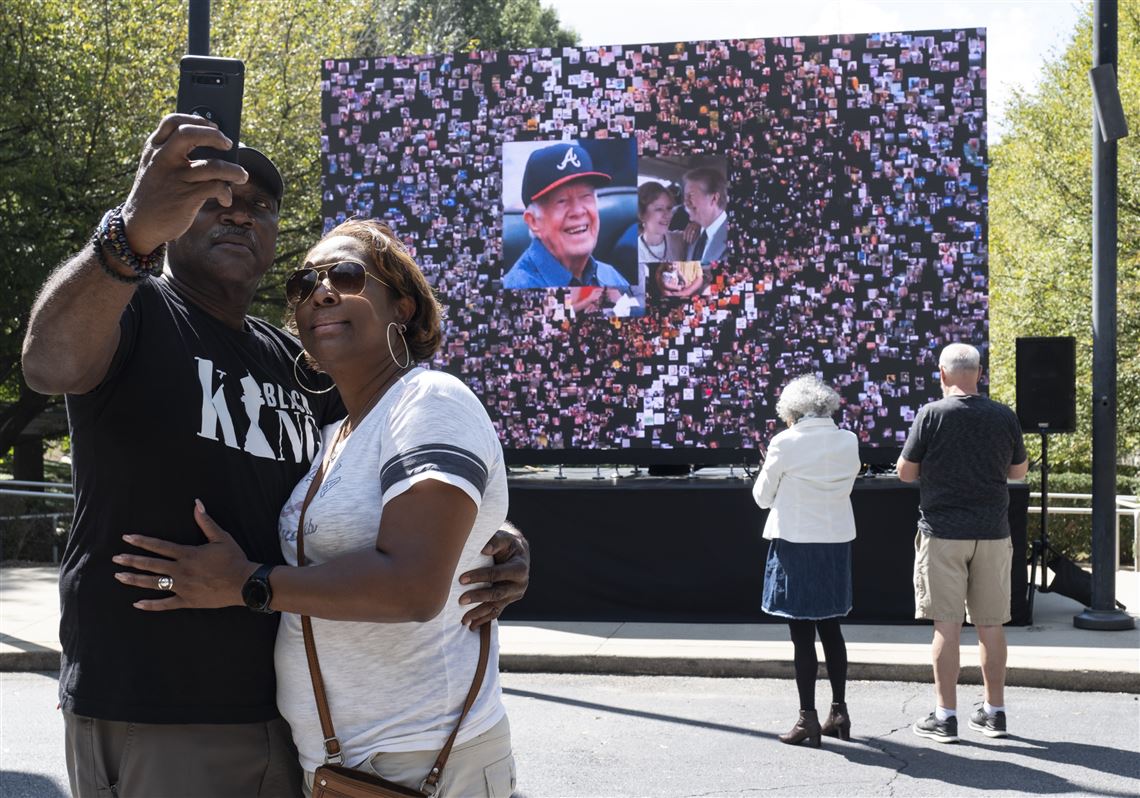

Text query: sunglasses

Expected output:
[285,260,390,305]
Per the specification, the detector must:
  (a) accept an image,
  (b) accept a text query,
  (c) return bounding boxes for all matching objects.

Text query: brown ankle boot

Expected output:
[779,709,822,747]
[821,702,851,740]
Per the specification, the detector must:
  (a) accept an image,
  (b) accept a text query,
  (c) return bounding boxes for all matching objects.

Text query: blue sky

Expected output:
[545,0,1088,139]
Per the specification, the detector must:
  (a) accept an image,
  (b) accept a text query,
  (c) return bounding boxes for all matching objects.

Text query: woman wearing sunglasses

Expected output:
[115,219,515,796]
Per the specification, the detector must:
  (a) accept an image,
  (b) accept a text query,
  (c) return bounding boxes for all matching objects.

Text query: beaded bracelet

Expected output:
[97,205,165,277]
[92,233,148,284]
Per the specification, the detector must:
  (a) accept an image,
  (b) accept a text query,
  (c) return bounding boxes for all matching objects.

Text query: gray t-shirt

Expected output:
[275,368,508,772]
[901,393,1027,540]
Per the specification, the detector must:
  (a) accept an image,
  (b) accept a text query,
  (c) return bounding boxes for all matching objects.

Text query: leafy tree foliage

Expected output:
[0,0,575,463]
[989,2,1139,472]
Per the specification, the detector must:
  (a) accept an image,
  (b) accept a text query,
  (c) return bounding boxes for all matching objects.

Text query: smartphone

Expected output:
[176,56,244,162]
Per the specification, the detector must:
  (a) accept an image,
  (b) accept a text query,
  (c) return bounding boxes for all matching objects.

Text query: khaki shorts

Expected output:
[913,532,1012,626]
[304,715,514,798]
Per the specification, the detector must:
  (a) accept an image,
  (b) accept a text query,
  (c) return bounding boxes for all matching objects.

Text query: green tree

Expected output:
[0,0,575,466]
[0,0,186,465]
[354,0,577,55]
[989,1,1140,472]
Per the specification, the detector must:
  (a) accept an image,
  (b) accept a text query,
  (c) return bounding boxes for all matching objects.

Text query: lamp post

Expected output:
[188,0,210,55]
[1075,0,1133,630]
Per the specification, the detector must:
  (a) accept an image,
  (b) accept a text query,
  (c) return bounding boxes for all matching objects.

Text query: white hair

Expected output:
[775,375,841,425]
[939,343,981,374]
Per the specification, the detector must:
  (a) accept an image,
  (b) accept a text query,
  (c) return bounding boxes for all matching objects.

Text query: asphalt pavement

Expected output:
[2,563,1138,797]
[3,671,1138,797]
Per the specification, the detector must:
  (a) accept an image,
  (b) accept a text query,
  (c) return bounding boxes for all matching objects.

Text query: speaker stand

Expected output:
[1027,430,1052,624]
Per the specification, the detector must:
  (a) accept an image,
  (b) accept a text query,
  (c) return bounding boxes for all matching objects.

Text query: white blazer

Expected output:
[752,417,861,543]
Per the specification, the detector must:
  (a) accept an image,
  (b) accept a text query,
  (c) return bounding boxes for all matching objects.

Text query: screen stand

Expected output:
[555,464,566,480]
[593,465,605,480]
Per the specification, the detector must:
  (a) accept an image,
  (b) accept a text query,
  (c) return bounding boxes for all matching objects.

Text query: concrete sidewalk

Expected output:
[3,565,1138,691]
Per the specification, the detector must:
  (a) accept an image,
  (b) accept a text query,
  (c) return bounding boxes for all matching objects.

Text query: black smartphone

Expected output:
[176,55,244,162]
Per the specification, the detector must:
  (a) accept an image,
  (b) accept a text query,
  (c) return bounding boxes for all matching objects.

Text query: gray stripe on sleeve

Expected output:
[380,444,489,497]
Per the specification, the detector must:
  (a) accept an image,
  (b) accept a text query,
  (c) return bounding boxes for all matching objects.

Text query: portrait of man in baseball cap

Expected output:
[501,142,632,289]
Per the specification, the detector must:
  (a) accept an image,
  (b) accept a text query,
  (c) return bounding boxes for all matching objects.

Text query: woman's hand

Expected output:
[113,500,257,611]
[458,522,530,628]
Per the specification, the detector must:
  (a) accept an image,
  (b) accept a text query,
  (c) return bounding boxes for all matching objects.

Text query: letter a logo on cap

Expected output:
[556,148,582,171]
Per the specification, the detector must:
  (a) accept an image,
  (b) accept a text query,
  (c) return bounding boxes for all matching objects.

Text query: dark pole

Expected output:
[1040,430,1048,581]
[188,0,210,55]
[1074,0,1133,630]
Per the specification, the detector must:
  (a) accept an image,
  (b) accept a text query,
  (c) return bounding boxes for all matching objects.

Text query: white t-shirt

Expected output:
[274,368,509,772]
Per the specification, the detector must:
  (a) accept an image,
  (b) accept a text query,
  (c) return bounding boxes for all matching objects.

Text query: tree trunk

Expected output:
[0,377,52,460]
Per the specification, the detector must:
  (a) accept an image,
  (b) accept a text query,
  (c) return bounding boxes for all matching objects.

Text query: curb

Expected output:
[498,655,1140,693]
[0,650,60,672]
[5,653,1137,694]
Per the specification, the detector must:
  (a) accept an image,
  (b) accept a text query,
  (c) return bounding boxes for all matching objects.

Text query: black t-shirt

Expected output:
[900,393,1027,540]
[60,278,343,724]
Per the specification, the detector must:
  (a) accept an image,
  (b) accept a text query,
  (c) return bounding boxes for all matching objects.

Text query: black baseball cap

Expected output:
[521,143,611,207]
[237,145,284,207]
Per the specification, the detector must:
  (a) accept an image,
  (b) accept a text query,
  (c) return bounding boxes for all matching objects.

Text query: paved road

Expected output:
[3,672,1138,797]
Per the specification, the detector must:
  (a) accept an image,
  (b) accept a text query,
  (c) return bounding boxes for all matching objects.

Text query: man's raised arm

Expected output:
[22,115,246,395]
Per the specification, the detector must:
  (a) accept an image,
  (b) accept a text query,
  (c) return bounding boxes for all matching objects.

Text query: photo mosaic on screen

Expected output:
[321,29,988,463]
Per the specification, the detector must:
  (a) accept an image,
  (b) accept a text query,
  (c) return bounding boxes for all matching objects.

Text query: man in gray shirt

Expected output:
[898,343,1028,743]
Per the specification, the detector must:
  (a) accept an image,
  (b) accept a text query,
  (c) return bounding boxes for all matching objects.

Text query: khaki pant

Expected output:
[913,532,1013,626]
[64,711,302,798]
[305,715,515,798]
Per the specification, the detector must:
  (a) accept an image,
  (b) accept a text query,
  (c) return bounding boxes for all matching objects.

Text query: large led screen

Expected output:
[321,29,988,464]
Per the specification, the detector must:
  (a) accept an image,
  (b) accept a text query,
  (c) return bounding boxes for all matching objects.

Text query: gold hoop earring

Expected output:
[293,349,336,395]
[387,322,411,369]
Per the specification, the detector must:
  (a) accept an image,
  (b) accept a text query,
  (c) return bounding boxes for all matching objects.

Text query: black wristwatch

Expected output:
[241,564,276,613]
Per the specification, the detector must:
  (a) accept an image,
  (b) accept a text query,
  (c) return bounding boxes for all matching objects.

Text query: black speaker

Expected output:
[1089,64,1129,143]
[1016,337,1076,433]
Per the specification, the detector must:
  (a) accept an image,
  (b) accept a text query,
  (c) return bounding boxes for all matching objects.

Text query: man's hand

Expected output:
[120,114,250,255]
[458,521,530,628]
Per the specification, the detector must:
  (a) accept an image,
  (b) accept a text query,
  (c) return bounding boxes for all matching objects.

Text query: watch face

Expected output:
[242,578,271,611]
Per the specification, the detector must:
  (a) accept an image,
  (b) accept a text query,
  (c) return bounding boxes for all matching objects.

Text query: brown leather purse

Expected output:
[296,432,492,798]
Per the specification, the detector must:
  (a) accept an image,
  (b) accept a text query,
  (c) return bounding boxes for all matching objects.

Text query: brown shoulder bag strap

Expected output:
[296,434,492,785]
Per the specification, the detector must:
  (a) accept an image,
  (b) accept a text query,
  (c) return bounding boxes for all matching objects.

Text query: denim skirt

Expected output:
[762,539,853,620]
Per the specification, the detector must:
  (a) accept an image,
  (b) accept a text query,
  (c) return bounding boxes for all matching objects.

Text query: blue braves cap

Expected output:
[521,143,611,207]
[237,144,284,206]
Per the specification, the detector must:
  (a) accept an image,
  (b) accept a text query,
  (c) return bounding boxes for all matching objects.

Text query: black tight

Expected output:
[787,618,848,711]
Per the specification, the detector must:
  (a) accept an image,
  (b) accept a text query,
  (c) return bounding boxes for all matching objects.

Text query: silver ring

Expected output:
[157,575,174,592]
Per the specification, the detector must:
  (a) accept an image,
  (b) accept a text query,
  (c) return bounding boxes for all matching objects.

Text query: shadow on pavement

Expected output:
[0,772,68,798]
[834,732,1139,796]
[503,686,776,740]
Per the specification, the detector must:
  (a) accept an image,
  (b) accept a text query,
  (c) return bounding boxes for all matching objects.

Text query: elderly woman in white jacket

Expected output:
[753,375,861,748]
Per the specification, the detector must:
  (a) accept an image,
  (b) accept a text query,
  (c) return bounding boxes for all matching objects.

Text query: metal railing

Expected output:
[0,481,74,563]
[1028,492,1139,571]
[0,480,75,500]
